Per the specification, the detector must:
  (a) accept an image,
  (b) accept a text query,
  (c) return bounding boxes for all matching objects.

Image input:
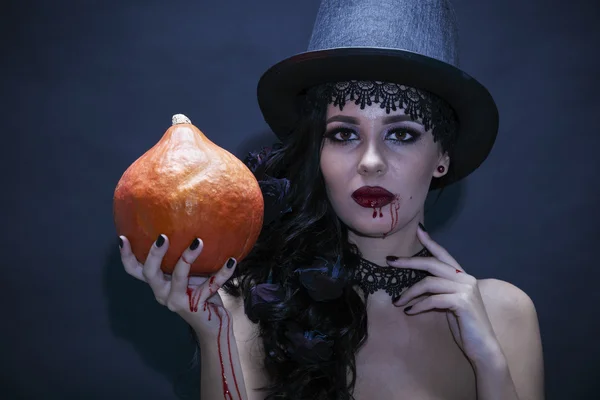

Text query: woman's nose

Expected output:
[357,145,387,176]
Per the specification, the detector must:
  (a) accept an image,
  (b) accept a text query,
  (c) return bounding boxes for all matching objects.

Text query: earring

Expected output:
[437,166,445,173]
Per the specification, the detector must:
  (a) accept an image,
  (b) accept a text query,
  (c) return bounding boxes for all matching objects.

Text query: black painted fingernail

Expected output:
[118,237,123,249]
[418,222,427,232]
[189,238,200,251]
[404,305,413,313]
[227,258,236,268]
[156,234,165,247]
[386,256,399,262]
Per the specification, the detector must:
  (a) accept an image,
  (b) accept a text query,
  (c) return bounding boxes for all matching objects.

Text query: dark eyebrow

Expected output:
[382,114,413,124]
[325,114,414,125]
[326,115,358,124]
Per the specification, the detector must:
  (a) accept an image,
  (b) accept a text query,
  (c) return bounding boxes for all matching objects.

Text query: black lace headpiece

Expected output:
[319,80,458,152]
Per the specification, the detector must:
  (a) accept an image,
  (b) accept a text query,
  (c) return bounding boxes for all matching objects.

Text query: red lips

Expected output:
[351,186,396,208]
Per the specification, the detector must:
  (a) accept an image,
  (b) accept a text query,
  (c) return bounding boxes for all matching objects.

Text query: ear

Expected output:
[433,153,450,178]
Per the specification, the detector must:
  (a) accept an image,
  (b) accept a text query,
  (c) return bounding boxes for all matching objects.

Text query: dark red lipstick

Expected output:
[351,186,396,208]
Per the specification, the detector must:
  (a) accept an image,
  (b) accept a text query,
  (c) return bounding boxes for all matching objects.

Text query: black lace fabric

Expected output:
[352,247,432,300]
[320,80,458,146]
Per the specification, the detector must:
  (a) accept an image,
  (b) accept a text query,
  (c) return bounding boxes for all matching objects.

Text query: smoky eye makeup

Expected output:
[323,127,356,142]
[323,125,422,145]
[387,127,422,143]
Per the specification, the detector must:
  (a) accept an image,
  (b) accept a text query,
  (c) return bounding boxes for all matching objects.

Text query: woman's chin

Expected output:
[346,219,399,238]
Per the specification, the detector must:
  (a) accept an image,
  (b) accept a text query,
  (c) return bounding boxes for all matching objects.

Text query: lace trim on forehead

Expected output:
[320,80,458,145]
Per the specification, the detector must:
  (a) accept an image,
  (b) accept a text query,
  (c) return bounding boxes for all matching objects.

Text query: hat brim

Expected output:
[257,47,499,190]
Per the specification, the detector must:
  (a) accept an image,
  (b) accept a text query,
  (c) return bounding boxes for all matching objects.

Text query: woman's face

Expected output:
[319,102,450,238]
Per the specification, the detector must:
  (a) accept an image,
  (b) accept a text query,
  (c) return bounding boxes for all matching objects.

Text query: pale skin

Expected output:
[120,102,545,400]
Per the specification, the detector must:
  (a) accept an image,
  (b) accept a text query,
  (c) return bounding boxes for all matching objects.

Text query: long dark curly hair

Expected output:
[176,84,456,400]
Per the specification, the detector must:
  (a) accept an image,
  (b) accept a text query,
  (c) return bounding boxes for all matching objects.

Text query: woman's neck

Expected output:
[348,218,425,266]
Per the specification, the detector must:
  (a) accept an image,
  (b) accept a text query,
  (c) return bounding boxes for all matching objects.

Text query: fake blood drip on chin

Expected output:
[372,208,383,218]
[371,197,401,238]
[186,280,242,399]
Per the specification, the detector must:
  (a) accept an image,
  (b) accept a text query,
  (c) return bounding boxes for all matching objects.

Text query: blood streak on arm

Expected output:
[210,304,243,399]
[185,282,242,399]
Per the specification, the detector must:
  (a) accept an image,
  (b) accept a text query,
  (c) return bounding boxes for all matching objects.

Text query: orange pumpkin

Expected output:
[113,114,264,276]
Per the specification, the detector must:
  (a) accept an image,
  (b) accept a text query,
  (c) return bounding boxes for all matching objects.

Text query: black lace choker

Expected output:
[352,247,432,300]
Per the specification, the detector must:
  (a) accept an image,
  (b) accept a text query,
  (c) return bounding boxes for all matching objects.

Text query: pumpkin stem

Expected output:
[172,114,191,125]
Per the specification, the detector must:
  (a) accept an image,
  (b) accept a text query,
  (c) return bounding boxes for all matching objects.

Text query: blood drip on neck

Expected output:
[382,197,401,238]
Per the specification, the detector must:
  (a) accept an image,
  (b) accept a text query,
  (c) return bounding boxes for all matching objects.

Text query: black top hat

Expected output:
[257,0,499,189]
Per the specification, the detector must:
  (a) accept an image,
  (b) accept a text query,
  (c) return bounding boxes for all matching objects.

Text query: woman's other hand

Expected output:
[119,234,237,336]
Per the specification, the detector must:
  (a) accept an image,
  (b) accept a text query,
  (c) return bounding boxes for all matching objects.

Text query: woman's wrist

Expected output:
[193,322,235,347]
[471,344,519,400]
[471,340,508,372]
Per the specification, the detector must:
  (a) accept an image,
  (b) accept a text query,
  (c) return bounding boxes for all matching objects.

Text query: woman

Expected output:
[119,0,544,399]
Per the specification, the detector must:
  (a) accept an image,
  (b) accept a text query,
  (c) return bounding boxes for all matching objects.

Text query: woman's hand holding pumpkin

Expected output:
[119,234,237,337]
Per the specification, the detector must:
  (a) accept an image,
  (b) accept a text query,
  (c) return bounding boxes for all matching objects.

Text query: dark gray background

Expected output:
[2,0,599,399]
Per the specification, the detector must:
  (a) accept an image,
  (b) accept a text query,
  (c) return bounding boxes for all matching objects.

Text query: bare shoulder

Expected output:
[478,278,538,318]
[477,278,540,340]
[478,279,545,400]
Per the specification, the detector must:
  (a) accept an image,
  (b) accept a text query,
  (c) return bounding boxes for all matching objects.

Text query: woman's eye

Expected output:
[324,127,419,144]
[325,128,357,142]
[389,128,418,142]
[336,130,356,140]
